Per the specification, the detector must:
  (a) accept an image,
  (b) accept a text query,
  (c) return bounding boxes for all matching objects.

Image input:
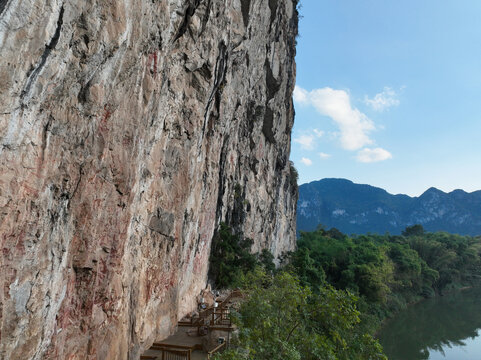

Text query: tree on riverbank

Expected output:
[214,269,386,360]
[291,226,481,325]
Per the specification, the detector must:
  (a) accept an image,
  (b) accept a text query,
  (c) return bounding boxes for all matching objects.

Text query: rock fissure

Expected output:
[172,0,202,43]
[201,40,228,141]
[240,0,251,27]
[40,116,52,163]
[268,0,278,26]
[0,0,9,16]
[20,5,65,104]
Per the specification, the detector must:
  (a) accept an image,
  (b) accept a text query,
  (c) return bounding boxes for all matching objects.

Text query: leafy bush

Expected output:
[214,269,386,360]
[288,161,299,190]
[208,223,258,288]
[258,248,276,274]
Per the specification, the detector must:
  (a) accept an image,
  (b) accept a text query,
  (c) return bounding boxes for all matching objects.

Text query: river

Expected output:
[378,287,481,360]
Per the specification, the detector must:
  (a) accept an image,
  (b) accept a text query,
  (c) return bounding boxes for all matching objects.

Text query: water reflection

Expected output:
[378,287,481,360]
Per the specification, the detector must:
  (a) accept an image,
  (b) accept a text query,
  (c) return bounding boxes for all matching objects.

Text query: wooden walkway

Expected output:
[140,290,243,360]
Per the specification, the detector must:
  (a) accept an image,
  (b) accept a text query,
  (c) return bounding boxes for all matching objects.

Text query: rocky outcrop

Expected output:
[0,0,298,359]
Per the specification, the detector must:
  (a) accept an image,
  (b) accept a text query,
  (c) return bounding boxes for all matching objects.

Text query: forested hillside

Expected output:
[298,178,481,236]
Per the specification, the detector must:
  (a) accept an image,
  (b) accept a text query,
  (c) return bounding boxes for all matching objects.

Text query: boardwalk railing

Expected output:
[179,290,243,329]
[148,343,193,360]
[141,350,191,360]
[160,348,191,360]
[207,342,226,360]
[142,290,243,359]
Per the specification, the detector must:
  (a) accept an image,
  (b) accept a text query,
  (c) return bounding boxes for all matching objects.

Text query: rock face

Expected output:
[0,1,298,359]
[298,178,481,236]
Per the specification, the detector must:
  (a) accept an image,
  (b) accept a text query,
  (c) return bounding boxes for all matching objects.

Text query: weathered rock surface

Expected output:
[0,0,298,359]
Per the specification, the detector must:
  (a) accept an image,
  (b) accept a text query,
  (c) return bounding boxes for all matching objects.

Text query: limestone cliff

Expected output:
[0,0,298,359]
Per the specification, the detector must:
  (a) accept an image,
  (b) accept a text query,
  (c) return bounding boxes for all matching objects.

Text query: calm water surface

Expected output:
[378,287,481,360]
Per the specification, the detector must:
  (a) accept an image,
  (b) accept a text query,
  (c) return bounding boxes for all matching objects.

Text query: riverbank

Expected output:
[290,227,481,346]
[377,286,481,360]
[373,284,475,338]
[373,282,480,338]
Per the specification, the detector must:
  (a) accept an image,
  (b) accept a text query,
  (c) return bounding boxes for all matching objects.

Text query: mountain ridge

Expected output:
[297,178,481,236]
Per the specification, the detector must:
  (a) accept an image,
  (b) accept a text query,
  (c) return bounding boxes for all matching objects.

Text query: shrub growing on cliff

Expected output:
[288,161,299,190]
[258,248,276,274]
[208,223,258,288]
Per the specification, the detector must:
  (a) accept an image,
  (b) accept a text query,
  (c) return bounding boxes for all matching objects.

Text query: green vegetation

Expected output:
[209,223,481,359]
[209,223,277,288]
[289,161,299,190]
[402,224,425,237]
[289,225,481,330]
[210,224,387,359]
[208,223,258,288]
[215,269,386,360]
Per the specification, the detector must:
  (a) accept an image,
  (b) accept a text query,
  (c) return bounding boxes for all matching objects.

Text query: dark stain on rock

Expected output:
[197,62,212,80]
[230,181,247,232]
[149,209,175,237]
[240,0,251,27]
[172,0,201,42]
[262,106,275,144]
[265,58,280,101]
[0,0,9,16]
[215,135,230,223]
[268,0,278,26]
[249,158,259,175]
[247,102,264,149]
[21,5,64,103]
[202,41,227,139]
[200,0,212,35]
[78,78,92,104]
[275,154,286,172]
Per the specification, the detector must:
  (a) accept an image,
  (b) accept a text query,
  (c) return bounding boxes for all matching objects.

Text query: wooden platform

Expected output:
[140,290,243,359]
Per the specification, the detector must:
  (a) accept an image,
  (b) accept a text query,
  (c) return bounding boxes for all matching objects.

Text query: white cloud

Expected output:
[319,152,331,159]
[300,157,313,166]
[293,85,309,104]
[356,147,392,163]
[364,87,400,112]
[293,129,324,150]
[294,86,375,150]
[293,134,315,150]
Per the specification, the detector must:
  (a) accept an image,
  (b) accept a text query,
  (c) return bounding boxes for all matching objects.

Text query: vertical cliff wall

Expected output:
[0,0,298,358]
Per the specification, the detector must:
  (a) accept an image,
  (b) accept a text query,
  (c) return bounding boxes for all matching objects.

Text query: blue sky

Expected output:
[291,0,481,196]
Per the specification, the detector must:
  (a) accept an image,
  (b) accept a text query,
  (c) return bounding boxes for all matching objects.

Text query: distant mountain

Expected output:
[297,178,481,236]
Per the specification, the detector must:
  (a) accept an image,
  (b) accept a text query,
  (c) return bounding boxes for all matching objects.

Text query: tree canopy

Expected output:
[215,269,386,360]
[209,224,481,359]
